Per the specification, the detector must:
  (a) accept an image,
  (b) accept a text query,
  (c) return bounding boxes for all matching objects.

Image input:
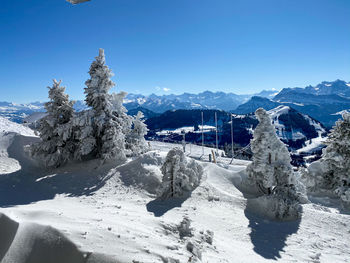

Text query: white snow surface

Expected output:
[0,116,36,137]
[0,118,36,174]
[156,125,216,136]
[0,124,349,262]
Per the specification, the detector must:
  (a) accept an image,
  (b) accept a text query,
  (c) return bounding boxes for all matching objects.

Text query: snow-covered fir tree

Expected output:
[314,112,350,208]
[247,108,294,194]
[126,111,149,156]
[31,79,75,167]
[158,147,202,199]
[77,48,131,161]
[246,108,307,219]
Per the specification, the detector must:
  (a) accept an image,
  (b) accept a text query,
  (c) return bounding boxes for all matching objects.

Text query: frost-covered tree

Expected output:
[31,80,75,167]
[84,48,115,114]
[126,111,149,156]
[247,108,294,194]
[77,48,130,161]
[246,108,307,220]
[310,112,350,207]
[159,147,202,199]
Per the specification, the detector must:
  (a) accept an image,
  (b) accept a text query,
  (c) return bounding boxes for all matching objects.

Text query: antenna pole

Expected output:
[182,131,186,152]
[201,111,204,156]
[231,113,234,158]
[215,112,218,155]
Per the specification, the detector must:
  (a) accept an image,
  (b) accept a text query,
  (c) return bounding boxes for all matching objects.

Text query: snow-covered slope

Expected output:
[0,212,112,263]
[0,116,35,137]
[0,117,36,174]
[268,106,326,142]
[0,133,349,262]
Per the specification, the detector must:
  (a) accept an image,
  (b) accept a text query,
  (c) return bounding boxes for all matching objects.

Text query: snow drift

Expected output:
[0,213,115,263]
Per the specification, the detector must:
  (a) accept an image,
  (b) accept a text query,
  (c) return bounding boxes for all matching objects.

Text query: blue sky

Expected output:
[1,0,349,103]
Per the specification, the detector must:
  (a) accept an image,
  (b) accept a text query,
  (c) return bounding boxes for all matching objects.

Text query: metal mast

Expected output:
[182,130,186,152]
[215,112,218,155]
[231,113,234,157]
[201,111,204,155]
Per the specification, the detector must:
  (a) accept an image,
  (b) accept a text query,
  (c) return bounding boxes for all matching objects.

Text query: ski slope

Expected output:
[0,121,349,262]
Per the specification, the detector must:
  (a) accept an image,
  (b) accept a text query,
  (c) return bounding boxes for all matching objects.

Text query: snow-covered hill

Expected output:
[146,107,327,151]
[0,131,349,262]
[267,106,327,148]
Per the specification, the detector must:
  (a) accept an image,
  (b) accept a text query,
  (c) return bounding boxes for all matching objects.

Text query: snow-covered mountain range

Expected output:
[277,79,350,97]
[0,101,87,124]
[235,80,350,127]
[0,90,276,123]
[123,90,277,113]
[0,101,44,123]
[1,80,349,128]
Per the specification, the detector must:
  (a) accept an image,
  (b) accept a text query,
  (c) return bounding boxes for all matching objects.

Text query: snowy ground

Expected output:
[0,125,349,262]
[156,125,216,136]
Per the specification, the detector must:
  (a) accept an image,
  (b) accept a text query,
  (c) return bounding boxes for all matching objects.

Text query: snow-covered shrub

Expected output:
[30,80,75,168]
[76,48,131,161]
[305,112,350,208]
[126,111,149,156]
[246,108,306,219]
[158,147,203,199]
[116,151,163,194]
[177,216,193,239]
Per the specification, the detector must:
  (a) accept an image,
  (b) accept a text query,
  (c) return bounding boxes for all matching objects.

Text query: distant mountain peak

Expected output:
[277,80,350,98]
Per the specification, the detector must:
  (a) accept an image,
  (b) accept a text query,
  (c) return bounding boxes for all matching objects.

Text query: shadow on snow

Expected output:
[244,208,301,260]
[0,134,119,207]
[146,194,191,217]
